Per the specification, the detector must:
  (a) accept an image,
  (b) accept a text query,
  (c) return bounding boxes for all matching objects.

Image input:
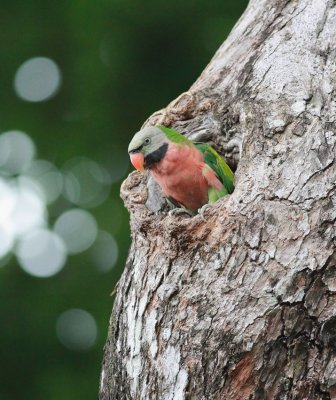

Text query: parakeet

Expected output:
[128,125,234,212]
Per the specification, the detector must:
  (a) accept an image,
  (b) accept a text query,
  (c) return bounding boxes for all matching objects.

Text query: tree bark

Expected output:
[100,0,336,399]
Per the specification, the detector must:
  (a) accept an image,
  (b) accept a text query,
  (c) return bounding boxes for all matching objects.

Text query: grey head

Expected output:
[128,126,169,169]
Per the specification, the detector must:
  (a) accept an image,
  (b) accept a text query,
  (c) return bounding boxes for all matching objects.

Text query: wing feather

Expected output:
[195,143,234,195]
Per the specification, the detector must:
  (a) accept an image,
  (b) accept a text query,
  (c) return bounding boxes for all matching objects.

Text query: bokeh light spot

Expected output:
[0,131,36,175]
[17,229,66,278]
[0,226,14,259]
[24,160,63,204]
[0,176,47,259]
[90,231,119,272]
[0,178,16,221]
[56,309,97,351]
[63,157,111,208]
[11,178,46,236]
[14,57,61,102]
[54,209,98,255]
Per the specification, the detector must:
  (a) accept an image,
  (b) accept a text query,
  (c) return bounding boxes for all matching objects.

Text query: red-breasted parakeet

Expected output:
[128,125,234,212]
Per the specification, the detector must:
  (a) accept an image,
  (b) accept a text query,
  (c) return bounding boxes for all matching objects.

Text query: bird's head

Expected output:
[128,126,169,171]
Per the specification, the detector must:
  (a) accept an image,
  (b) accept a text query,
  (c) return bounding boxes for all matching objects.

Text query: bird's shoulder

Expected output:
[157,125,193,146]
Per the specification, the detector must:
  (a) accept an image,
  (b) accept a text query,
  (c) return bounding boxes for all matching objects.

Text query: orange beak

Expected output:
[130,152,145,172]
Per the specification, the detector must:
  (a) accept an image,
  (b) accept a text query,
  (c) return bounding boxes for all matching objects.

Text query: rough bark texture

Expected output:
[100,0,336,399]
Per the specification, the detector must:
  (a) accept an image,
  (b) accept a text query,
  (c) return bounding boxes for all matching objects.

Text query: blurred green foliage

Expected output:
[0,0,247,399]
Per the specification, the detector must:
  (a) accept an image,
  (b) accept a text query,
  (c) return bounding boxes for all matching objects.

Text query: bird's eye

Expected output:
[144,138,151,145]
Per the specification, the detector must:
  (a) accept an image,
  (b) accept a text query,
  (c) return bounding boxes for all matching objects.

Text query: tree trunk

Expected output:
[100,0,336,398]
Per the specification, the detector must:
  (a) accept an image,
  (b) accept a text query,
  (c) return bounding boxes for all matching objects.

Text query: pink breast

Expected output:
[150,144,209,210]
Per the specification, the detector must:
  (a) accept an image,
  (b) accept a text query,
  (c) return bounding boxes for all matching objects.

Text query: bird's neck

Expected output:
[144,143,169,168]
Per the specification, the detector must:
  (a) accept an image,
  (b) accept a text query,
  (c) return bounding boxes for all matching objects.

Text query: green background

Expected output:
[0,1,248,399]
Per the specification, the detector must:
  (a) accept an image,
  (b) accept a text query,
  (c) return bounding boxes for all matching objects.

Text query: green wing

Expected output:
[195,143,234,202]
[157,125,193,146]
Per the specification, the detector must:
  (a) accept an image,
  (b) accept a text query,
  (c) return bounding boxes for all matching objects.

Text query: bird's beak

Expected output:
[130,152,145,172]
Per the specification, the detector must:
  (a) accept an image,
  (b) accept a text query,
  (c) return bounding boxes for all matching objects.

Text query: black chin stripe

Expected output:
[145,143,168,167]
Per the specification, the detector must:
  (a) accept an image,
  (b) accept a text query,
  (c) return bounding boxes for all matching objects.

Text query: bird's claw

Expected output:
[198,204,212,220]
[168,208,194,218]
